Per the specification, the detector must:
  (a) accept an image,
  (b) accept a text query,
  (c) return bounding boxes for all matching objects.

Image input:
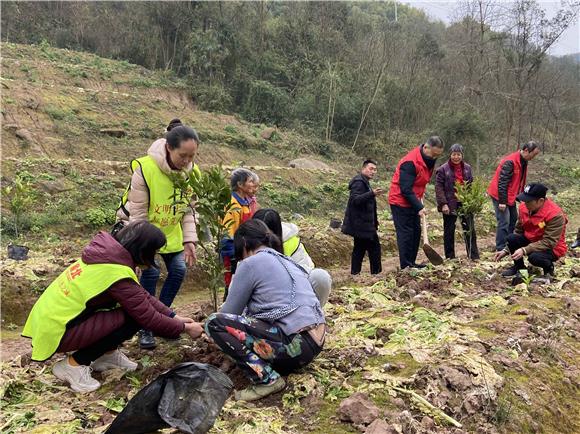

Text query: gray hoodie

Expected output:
[220,247,325,335]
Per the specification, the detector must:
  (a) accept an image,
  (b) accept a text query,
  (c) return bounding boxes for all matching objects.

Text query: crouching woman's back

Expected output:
[205,220,325,401]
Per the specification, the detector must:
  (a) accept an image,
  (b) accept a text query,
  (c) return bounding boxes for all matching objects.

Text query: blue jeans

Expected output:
[492,199,518,251]
[140,251,186,308]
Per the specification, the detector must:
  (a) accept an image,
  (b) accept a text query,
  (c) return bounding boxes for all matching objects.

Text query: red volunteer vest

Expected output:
[487,151,527,206]
[388,146,434,207]
[519,199,567,258]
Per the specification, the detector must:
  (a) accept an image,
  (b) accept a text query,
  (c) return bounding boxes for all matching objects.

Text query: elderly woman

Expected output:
[435,143,480,260]
[117,118,201,349]
[23,222,203,393]
[221,168,260,297]
[206,220,325,401]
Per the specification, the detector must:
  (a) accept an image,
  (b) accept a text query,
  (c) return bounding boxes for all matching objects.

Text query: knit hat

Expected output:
[449,143,464,155]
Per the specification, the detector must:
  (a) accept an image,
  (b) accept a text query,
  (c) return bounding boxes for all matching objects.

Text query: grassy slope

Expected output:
[1,42,579,434]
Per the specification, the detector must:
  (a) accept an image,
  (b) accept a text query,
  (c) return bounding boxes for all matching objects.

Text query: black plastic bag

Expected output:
[7,244,29,260]
[106,362,233,434]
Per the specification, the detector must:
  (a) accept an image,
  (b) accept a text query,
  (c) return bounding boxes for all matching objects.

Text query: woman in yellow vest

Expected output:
[117,119,200,349]
[23,222,204,393]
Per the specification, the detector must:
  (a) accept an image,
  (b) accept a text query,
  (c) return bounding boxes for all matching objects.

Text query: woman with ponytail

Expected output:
[205,220,326,401]
[116,118,201,349]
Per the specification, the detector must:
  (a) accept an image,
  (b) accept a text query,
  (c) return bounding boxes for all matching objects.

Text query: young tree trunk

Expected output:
[352,62,387,151]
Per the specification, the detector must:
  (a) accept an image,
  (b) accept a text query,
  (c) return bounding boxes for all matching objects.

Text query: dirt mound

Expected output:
[288,158,332,171]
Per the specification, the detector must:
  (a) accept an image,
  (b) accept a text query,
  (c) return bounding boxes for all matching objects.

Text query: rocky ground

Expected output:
[1,241,579,434]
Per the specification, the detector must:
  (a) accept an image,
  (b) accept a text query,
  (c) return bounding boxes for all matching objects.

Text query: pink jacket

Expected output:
[117,139,197,243]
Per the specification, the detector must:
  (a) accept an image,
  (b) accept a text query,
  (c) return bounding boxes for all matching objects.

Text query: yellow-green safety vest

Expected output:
[283,235,301,257]
[119,156,201,254]
[22,260,138,361]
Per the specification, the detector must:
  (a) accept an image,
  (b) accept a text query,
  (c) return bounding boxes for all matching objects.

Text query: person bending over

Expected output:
[205,220,325,401]
[495,183,567,284]
[253,208,332,306]
[23,222,204,393]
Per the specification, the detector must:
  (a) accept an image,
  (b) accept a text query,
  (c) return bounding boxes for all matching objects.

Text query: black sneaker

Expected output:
[511,273,524,286]
[139,330,156,350]
[502,266,523,278]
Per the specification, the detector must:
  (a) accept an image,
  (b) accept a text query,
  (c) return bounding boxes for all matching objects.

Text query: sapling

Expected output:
[455,177,487,258]
[519,269,535,290]
[2,174,36,238]
[171,166,238,311]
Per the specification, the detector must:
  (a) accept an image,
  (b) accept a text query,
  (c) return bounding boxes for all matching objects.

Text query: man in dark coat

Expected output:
[342,159,384,275]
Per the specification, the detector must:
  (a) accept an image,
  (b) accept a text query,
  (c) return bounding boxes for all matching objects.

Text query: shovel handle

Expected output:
[421,213,429,246]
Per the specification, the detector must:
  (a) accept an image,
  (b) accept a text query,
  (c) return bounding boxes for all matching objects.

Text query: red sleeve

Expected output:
[146,292,174,316]
[107,279,184,338]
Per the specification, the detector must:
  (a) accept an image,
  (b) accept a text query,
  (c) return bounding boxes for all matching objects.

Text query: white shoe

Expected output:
[91,349,138,372]
[52,358,101,393]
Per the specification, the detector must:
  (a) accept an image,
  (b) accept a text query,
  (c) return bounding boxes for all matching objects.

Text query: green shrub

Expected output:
[86,207,116,228]
[44,105,72,121]
[224,125,237,134]
[242,80,290,125]
[191,83,233,113]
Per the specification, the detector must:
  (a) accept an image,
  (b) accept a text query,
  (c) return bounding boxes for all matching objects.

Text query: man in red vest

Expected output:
[388,136,444,269]
[488,141,541,251]
[494,183,567,283]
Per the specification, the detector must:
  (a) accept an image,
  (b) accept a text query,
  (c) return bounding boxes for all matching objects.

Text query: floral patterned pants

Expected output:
[205,313,322,384]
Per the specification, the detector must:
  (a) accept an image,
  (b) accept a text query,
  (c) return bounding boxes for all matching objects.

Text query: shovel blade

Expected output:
[423,244,444,266]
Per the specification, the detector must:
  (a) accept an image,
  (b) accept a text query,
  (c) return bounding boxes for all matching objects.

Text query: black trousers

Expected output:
[351,234,382,275]
[506,233,556,274]
[69,314,140,366]
[443,213,480,260]
[391,205,421,269]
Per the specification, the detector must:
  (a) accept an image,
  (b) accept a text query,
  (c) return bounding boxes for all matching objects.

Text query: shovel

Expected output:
[421,213,444,266]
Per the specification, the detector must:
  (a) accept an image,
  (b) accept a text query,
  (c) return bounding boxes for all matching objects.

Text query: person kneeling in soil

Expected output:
[494,183,567,283]
[205,220,326,401]
[22,221,204,393]
[253,208,332,306]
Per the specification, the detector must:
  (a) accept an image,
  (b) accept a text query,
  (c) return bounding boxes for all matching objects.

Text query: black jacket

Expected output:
[342,174,378,239]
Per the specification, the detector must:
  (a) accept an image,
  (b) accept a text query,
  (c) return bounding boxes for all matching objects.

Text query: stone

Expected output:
[100,128,127,138]
[260,127,276,140]
[392,397,406,408]
[3,123,19,132]
[291,213,305,220]
[365,419,397,434]
[439,366,472,391]
[338,392,380,425]
[515,308,529,316]
[562,297,579,318]
[469,342,488,354]
[421,416,435,430]
[33,266,48,277]
[37,180,72,194]
[113,179,127,189]
[398,411,418,432]
[15,128,35,143]
[288,157,332,170]
[329,218,342,229]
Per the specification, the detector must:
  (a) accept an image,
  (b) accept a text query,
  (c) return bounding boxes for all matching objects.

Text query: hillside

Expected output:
[1,43,579,434]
